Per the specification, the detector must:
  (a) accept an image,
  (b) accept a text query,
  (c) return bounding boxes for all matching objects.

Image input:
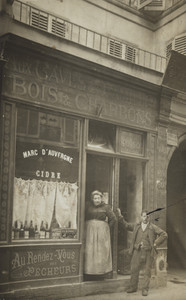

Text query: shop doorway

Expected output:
[167,140,186,269]
[117,159,144,275]
[84,154,114,280]
[85,154,145,278]
[85,154,113,205]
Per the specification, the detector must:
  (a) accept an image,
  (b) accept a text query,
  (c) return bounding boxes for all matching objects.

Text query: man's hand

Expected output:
[116,208,122,217]
[153,243,158,254]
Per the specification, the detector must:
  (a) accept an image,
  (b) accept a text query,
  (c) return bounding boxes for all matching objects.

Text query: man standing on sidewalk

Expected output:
[117,209,167,296]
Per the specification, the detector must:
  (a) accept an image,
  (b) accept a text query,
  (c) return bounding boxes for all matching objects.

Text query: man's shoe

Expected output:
[126,287,137,293]
[142,289,148,296]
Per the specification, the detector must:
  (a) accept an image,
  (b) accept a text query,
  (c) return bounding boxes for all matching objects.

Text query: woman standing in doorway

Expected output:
[84,190,116,278]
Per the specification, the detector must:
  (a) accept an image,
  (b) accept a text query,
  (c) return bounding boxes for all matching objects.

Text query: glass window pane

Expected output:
[88,121,115,152]
[28,110,39,136]
[64,118,78,145]
[13,107,80,241]
[17,109,79,147]
[86,154,112,205]
[17,107,28,134]
[39,113,61,142]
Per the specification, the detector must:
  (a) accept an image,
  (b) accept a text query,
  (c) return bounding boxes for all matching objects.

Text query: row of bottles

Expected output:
[12,220,50,240]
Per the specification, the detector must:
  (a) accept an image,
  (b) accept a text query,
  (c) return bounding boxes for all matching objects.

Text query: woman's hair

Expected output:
[91,190,103,200]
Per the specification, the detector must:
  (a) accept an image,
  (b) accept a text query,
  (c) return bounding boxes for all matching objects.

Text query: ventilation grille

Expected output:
[31,10,48,31]
[51,18,66,38]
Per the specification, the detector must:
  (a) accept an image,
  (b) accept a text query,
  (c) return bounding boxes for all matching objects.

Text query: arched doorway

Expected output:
[167,139,186,269]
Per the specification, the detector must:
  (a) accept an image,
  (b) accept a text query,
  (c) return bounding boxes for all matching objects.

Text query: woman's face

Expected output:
[92,194,102,206]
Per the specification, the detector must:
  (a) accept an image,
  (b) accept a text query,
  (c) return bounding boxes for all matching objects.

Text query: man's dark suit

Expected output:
[118,216,167,292]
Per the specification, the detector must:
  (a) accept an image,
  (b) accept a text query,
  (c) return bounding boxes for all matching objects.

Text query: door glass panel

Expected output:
[86,154,113,205]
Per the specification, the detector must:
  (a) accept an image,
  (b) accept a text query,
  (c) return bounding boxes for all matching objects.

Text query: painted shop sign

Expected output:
[23,148,73,179]
[10,247,79,281]
[23,148,73,163]
[2,52,158,130]
[16,141,78,181]
[119,129,144,155]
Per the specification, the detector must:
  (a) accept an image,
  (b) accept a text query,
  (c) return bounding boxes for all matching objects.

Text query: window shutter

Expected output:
[174,34,186,55]
[147,0,164,8]
[138,0,165,10]
[31,9,48,31]
[109,40,137,63]
[50,18,66,38]
[109,40,123,58]
[138,0,152,9]
[166,33,186,59]
[166,42,172,59]
[125,45,136,63]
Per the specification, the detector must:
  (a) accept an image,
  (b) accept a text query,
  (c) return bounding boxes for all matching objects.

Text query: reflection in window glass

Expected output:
[88,121,115,152]
[28,110,39,136]
[17,108,28,134]
[12,107,80,241]
[86,154,112,205]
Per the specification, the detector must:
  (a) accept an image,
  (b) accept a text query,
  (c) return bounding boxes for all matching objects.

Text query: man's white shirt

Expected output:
[141,222,149,231]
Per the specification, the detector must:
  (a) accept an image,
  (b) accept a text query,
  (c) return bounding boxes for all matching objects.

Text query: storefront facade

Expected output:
[0,36,169,299]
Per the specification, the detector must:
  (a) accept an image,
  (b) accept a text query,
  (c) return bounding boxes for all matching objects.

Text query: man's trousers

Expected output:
[129,249,153,291]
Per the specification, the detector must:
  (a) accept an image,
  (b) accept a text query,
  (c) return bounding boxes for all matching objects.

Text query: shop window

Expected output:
[17,107,79,146]
[17,108,39,136]
[39,113,61,142]
[12,107,80,241]
[88,120,115,152]
[119,128,145,156]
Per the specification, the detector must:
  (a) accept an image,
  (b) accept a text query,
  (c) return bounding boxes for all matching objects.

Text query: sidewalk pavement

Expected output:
[64,269,186,300]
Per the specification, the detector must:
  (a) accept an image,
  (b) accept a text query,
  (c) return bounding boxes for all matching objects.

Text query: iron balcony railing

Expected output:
[13,0,167,73]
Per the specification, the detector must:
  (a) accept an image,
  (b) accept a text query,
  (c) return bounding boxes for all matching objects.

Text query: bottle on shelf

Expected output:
[24,220,29,239]
[14,220,19,240]
[29,220,35,239]
[45,222,50,239]
[34,224,40,239]
[19,222,25,239]
[40,220,46,239]
[12,222,15,240]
